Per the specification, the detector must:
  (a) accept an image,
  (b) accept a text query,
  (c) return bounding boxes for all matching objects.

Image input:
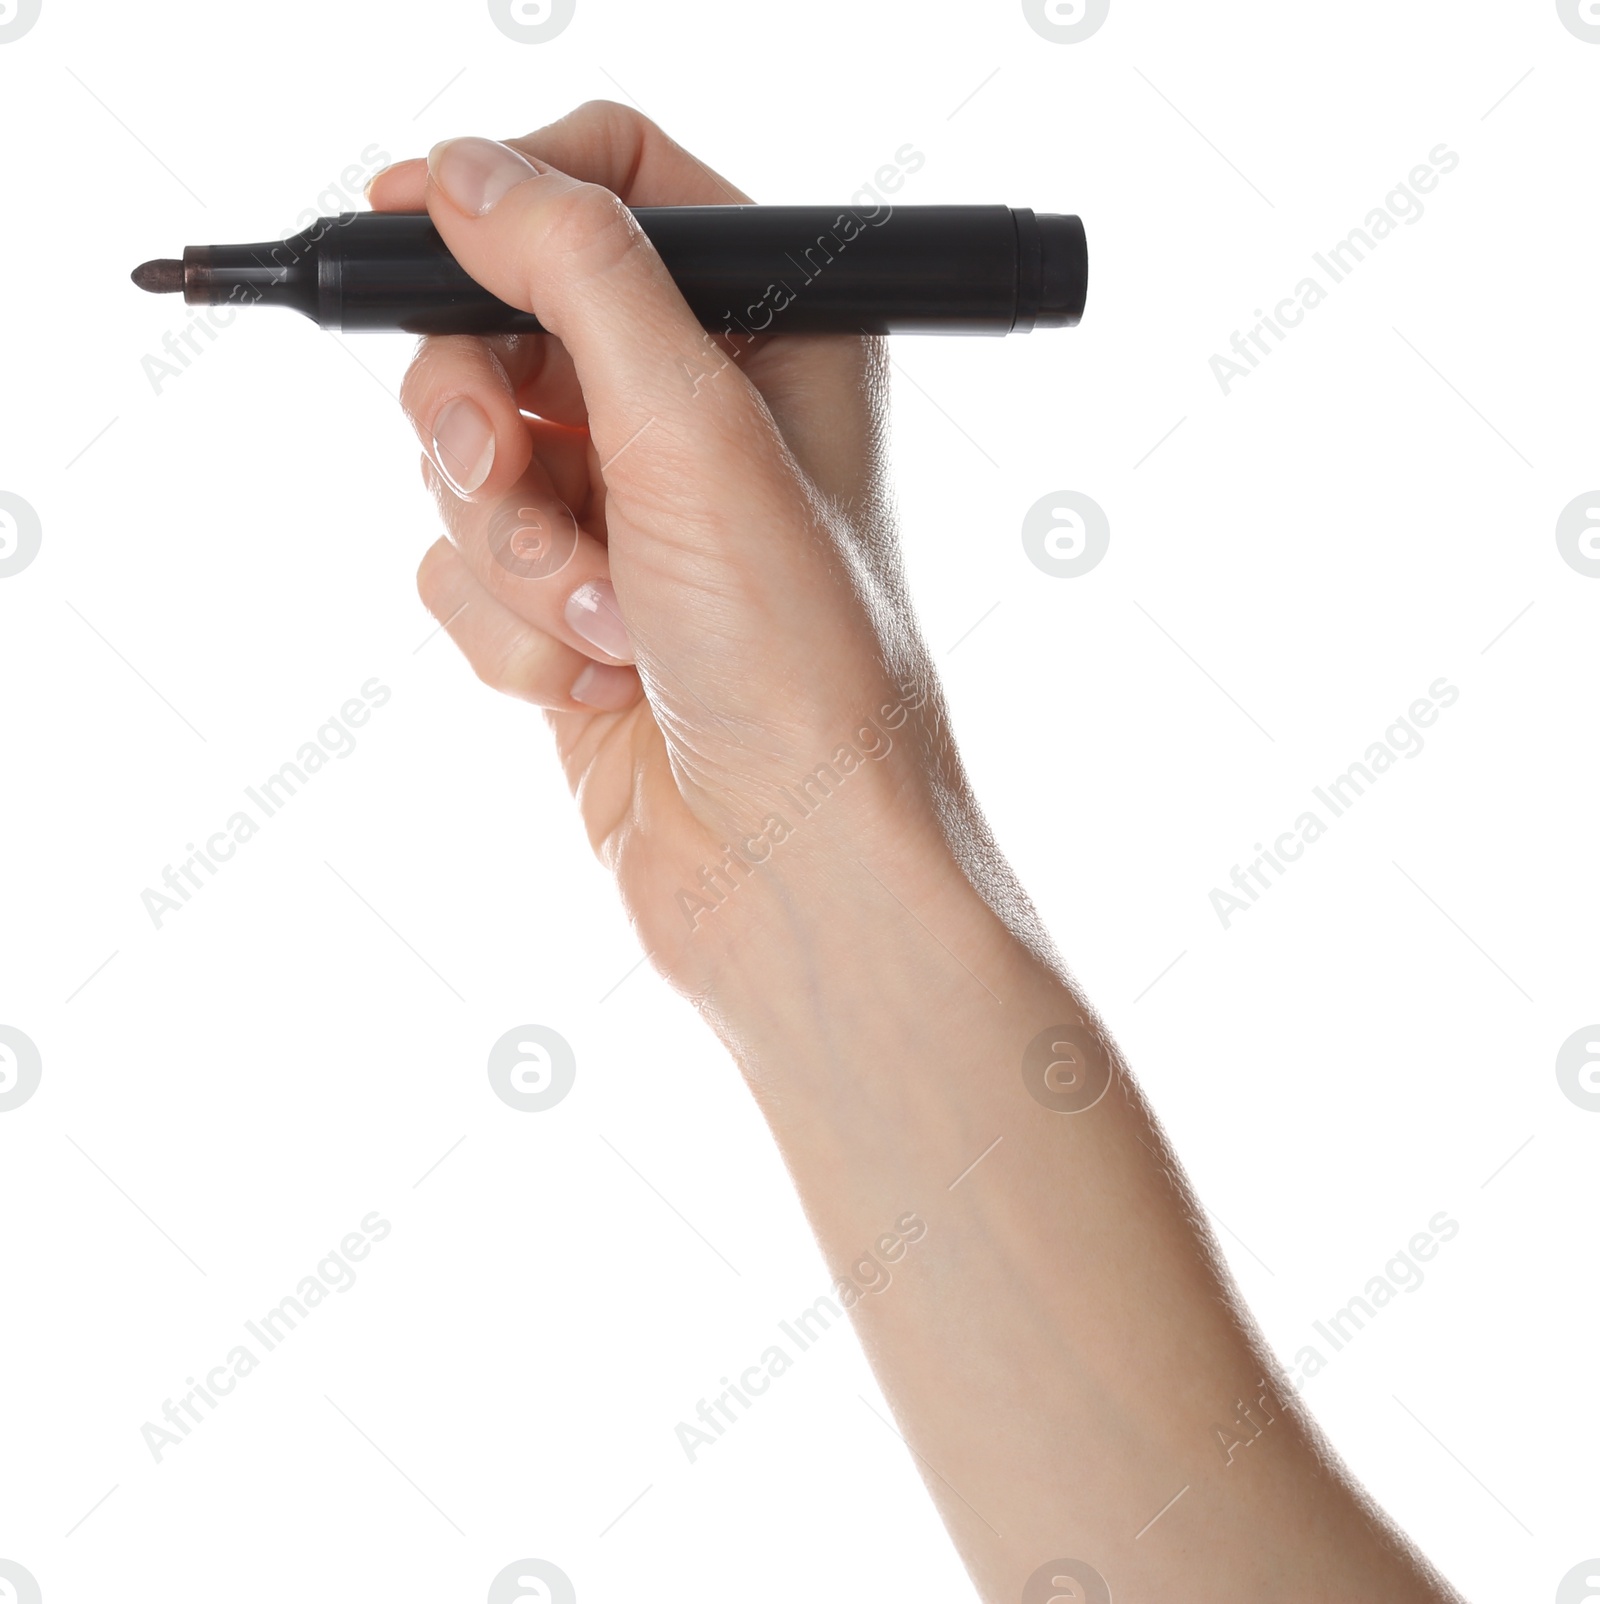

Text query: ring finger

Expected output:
[416,536,639,711]
[421,452,633,667]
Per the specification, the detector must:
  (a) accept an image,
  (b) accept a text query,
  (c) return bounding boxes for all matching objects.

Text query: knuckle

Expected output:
[473,633,546,702]
[574,96,632,122]
[568,97,655,143]
[415,539,455,607]
[398,345,440,420]
[398,366,425,420]
[469,651,512,694]
[537,182,641,273]
[399,337,469,420]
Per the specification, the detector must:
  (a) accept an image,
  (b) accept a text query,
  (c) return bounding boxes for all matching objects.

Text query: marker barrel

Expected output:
[179,206,1088,336]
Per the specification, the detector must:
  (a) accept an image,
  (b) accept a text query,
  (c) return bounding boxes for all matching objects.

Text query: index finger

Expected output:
[365,98,753,211]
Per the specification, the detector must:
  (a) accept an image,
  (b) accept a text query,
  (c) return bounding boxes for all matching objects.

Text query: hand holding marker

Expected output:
[127,105,1465,1601]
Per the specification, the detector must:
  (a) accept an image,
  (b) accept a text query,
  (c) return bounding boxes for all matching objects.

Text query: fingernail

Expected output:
[432,397,495,496]
[564,579,633,662]
[428,137,544,217]
[362,164,390,202]
[570,662,639,710]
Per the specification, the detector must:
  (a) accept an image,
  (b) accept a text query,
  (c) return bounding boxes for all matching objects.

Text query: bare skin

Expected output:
[370,101,1466,1603]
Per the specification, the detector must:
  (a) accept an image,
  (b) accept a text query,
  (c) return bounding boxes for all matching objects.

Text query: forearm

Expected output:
[703,843,1460,1603]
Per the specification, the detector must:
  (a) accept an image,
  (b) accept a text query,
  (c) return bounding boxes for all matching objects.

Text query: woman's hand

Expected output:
[372,101,977,1003]
[373,103,1461,1604]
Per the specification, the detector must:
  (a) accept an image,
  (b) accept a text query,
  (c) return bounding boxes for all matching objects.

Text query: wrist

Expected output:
[692,823,1057,1086]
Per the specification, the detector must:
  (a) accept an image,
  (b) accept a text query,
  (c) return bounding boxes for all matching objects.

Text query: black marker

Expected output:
[131,206,1087,337]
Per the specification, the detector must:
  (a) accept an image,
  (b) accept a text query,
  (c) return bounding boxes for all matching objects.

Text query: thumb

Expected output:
[423,137,795,568]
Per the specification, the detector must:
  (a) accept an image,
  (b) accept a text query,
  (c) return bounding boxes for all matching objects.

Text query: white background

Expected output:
[1,1,1596,1600]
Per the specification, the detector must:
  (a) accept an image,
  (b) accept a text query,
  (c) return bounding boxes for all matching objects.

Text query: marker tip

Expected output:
[131,258,184,294]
